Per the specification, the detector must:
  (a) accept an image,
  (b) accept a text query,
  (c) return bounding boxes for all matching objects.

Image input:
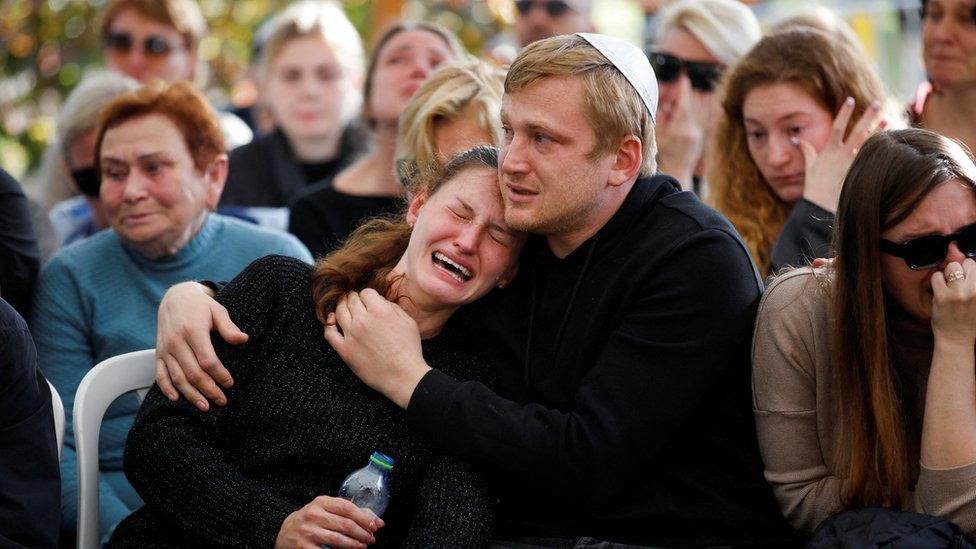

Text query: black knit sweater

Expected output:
[109,255,494,548]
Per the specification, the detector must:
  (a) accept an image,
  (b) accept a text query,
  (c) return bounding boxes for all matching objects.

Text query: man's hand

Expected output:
[155,281,248,411]
[275,496,383,549]
[324,289,431,409]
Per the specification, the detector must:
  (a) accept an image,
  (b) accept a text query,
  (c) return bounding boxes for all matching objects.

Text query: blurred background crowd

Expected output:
[0,0,930,182]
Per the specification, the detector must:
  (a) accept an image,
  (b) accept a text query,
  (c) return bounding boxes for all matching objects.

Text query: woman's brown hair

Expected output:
[311,145,499,323]
[832,128,976,509]
[708,28,894,274]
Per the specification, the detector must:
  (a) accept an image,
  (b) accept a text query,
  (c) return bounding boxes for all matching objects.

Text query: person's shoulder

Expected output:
[759,266,832,318]
[43,229,119,276]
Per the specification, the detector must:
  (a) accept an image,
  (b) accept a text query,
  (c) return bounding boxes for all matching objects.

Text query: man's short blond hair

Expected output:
[505,34,656,177]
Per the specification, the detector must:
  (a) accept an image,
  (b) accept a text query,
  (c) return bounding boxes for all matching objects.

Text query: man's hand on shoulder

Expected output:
[324,289,431,410]
[155,281,248,411]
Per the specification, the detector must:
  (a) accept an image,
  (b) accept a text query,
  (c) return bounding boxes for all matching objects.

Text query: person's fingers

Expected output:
[186,326,234,393]
[313,529,367,549]
[319,497,383,533]
[811,257,835,269]
[346,291,365,314]
[212,303,249,345]
[792,137,818,174]
[963,258,976,287]
[159,335,216,403]
[335,298,352,330]
[829,96,856,145]
[154,358,179,401]
[944,261,966,292]
[323,321,343,350]
[846,99,884,150]
[164,355,210,411]
[317,513,376,545]
[359,288,388,310]
[932,270,947,293]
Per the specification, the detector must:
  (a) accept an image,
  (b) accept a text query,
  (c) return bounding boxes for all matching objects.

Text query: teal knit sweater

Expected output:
[30,214,312,542]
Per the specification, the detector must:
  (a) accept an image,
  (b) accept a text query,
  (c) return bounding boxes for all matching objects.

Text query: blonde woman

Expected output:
[651,0,761,193]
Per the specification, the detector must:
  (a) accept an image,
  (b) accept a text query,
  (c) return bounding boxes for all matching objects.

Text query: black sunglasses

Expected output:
[105,32,179,57]
[879,221,976,270]
[515,0,572,17]
[647,52,723,92]
[70,167,101,198]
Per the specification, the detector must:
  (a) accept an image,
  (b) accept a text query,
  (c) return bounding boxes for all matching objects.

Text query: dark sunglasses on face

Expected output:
[515,0,572,17]
[105,32,179,57]
[70,167,101,198]
[647,52,723,93]
[879,221,976,270]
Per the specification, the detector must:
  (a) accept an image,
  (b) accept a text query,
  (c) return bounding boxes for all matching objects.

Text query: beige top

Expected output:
[751,267,976,534]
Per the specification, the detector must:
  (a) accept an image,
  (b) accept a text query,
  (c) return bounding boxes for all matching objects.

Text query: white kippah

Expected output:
[575,32,658,123]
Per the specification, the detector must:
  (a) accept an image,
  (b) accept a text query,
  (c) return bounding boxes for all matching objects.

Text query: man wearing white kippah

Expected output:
[153,34,798,546]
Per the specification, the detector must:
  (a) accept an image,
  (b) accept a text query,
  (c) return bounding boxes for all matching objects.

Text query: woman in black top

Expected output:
[110,147,525,548]
[287,21,467,257]
[219,2,367,210]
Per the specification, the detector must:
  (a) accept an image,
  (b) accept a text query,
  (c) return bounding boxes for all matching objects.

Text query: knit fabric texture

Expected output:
[30,214,312,539]
[109,255,495,548]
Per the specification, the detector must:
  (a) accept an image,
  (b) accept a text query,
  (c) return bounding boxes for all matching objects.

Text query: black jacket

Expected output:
[288,180,402,259]
[220,127,363,208]
[0,169,39,317]
[407,175,797,546]
[0,298,59,548]
[770,198,835,273]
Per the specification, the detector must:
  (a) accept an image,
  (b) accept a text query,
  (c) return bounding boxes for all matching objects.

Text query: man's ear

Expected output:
[204,153,229,210]
[607,134,643,187]
[497,261,519,288]
[406,188,429,227]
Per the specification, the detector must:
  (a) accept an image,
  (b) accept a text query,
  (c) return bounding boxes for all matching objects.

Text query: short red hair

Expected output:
[94,81,224,176]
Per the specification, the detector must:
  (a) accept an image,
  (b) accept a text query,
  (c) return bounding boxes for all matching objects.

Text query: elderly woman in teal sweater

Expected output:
[29,82,311,544]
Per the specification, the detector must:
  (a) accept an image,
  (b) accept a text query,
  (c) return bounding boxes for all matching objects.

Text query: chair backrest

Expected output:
[73,349,156,549]
[48,379,65,461]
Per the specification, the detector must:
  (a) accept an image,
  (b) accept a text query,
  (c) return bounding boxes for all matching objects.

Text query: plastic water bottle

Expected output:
[338,451,394,517]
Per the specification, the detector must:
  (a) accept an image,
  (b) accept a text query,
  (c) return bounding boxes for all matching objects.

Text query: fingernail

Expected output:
[790,136,800,146]
[871,99,881,109]
[845,96,854,106]
[197,400,209,411]
[216,397,226,406]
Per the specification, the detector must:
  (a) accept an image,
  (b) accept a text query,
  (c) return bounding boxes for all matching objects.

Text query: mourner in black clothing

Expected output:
[0,169,40,317]
[154,34,797,546]
[0,298,59,548]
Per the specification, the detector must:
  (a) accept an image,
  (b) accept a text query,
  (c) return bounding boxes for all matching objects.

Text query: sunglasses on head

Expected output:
[879,221,976,270]
[105,32,180,57]
[71,167,101,198]
[515,0,572,17]
[647,52,723,92]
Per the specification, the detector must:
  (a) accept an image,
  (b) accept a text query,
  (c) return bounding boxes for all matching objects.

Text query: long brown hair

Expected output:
[832,128,976,509]
[311,146,499,324]
[709,28,894,274]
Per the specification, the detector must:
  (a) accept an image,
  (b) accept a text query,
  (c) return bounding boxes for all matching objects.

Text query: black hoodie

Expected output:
[408,174,797,546]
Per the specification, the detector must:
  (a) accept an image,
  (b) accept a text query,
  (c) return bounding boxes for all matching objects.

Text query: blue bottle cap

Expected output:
[370,451,394,471]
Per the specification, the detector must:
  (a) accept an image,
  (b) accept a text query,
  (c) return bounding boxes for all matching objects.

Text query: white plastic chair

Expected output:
[47,379,65,460]
[73,349,156,549]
